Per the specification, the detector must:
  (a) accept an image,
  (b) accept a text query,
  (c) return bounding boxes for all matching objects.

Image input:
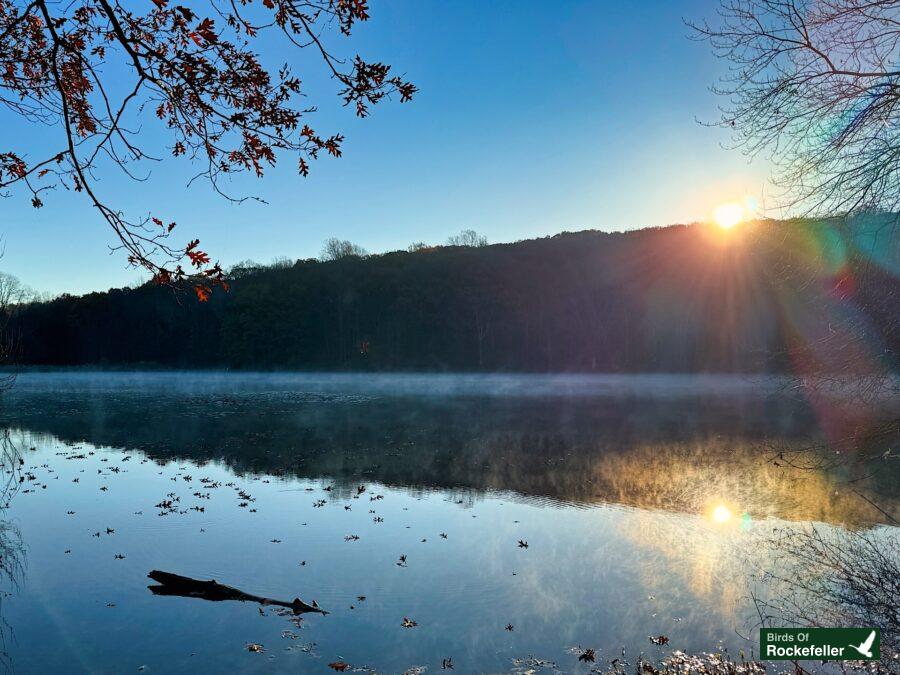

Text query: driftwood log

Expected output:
[147,570,326,614]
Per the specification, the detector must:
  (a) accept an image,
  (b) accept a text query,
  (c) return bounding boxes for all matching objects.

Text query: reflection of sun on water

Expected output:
[711,503,733,523]
[617,506,758,626]
[599,438,895,631]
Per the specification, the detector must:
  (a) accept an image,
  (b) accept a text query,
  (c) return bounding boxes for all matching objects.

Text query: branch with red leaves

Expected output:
[0,0,415,300]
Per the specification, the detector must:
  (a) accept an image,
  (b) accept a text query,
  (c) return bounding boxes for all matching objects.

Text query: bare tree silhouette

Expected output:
[320,238,367,261]
[446,229,488,248]
[689,0,900,217]
[0,266,30,393]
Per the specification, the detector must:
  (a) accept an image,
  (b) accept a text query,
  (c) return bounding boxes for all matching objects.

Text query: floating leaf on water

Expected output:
[577,648,595,662]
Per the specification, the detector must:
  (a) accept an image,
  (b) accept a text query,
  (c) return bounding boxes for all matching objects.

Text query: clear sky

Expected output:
[1,0,772,296]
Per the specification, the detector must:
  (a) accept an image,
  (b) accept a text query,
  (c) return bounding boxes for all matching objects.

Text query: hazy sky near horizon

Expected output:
[1,0,773,295]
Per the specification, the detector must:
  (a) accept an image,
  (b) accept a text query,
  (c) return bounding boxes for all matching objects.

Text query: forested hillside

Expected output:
[9,219,899,373]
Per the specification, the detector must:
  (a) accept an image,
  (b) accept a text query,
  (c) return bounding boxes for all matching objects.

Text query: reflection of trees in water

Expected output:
[1,389,896,526]
[761,418,899,526]
[0,430,25,508]
[0,430,25,671]
[0,521,22,671]
[1,384,898,668]
[592,438,898,527]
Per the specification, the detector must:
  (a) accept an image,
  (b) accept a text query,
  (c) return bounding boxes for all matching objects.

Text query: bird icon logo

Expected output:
[849,630,877,658]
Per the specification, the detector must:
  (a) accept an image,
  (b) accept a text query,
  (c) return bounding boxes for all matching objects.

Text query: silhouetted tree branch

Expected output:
[0,0,415,299]
[689,0,900,216]
[754,526,900,664]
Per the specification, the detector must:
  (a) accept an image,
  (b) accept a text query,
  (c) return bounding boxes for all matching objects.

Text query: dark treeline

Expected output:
[9,219,899,372]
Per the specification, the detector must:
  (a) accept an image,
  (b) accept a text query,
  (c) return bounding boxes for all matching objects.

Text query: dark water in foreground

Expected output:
[0,372,895,674]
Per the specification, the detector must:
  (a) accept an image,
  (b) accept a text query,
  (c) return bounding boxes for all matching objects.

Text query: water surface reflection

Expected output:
[0,373,894,673]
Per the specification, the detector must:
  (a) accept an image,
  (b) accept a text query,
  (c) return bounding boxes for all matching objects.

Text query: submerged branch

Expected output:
[147,570,326,614]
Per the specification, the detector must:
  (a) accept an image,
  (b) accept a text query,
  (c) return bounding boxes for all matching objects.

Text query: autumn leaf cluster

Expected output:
[0,0,415,299]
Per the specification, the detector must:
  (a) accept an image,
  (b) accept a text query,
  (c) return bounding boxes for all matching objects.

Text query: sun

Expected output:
[713,202,746,229]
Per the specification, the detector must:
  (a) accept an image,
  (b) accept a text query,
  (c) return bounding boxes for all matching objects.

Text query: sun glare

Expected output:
[711,504,733,523]
[713,202,746,229]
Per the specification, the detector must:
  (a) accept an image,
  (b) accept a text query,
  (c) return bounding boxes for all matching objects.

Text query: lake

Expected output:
[0,372,895,673]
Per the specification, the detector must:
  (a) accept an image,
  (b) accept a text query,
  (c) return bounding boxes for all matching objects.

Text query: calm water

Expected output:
[0,372,895,674]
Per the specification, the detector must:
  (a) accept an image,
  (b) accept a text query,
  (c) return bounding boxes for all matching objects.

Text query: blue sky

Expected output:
[1,0,771,295]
